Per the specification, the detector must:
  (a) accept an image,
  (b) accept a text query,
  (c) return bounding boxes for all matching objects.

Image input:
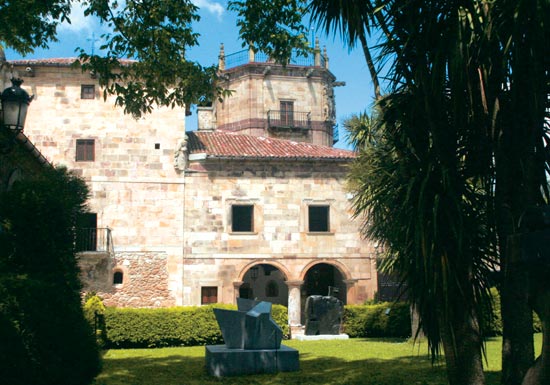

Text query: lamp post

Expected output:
[1,78,33,131]
[0,78,33,153]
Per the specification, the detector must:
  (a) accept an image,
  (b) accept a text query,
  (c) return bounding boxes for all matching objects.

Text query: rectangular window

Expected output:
[201,287,218,305]
[76,139,95,161]
[81,84,95,99]
[231,204,254,232]
[280,100,294,126]
[308,205,330,232]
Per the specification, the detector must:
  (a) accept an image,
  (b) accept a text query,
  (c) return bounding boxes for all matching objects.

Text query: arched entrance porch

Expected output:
[300,262,348,324]
[237,263,288,306]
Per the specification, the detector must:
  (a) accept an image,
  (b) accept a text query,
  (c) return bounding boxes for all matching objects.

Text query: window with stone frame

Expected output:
[201,286,218,304]
[308,205,330,232]
[113,270,124,285]
[81,84,95,99]
[280,100,294,126]
[231,204,254,232]
[76,139,95,162]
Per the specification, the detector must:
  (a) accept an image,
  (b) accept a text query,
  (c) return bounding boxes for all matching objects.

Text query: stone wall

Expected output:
[9,62,187,307]
[215,63,336,146]
[80,251,173,307]
[183,158,377,306]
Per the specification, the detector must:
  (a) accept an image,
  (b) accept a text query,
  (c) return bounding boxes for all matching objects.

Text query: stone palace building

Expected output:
[2,42,378,331]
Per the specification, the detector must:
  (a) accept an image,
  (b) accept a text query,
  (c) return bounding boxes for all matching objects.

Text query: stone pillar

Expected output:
[323,46,329,70]
[314,37,321,67]
[343,279,358,304]
[218,43,225,71]
[248,45,255,63]
[233,281,243,304]
[286,280,304,326]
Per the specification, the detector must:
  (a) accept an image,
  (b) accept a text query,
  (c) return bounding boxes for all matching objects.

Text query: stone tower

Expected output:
[198,40,341,147]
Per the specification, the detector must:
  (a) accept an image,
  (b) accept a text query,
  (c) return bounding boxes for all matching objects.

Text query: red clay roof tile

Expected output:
[187,131,355,160]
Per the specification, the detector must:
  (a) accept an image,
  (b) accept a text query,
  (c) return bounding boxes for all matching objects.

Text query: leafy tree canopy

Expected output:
[0,0,228,117]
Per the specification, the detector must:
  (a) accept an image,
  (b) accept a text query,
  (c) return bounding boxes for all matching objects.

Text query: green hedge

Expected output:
[343,302,411,338]
[101,304,289,349]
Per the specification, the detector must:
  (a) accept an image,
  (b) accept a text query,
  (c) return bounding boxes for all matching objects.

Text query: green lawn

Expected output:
[92,335,542,385]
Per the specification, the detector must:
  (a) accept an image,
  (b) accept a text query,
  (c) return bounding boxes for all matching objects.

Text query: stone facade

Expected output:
[183,157,376,325]
[4,46,378,328]
[5,58,186,307]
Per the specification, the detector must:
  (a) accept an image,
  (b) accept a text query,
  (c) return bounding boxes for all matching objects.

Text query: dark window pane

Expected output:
[201,287,218,304]
[81,85,95,99]
[232,205,254,232]
[113,271,123,285]
[280,101,294,125]
[76,139,95,161]
[308,205,330,232]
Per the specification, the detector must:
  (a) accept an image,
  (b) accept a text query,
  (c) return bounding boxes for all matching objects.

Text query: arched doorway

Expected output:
[240,264,288,306]
[302,263,346,323]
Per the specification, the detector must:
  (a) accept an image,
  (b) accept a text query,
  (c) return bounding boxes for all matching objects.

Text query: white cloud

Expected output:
[193,0,225,20]
[57,3,98,35]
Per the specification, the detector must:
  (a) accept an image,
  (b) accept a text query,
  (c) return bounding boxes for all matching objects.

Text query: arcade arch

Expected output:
[239,263,289,307]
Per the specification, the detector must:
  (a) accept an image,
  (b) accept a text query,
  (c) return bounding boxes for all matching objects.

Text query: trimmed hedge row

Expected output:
[343,302,411,338]
[88,291,542,349]
[97,304,290,349]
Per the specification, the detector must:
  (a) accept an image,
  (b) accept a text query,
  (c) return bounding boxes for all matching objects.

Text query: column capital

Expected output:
[233,281,244,288]
[286,280,304,288]
[343,279,358,287]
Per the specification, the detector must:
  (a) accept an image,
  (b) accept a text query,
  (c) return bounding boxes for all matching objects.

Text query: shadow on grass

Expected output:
[92,351,502,385]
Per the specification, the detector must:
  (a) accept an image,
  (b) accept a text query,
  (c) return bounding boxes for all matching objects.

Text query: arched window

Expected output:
[266,280,279,297]
[113,270,123,285]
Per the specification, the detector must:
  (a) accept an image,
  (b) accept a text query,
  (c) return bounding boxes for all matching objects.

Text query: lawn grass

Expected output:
[92,334,542,385]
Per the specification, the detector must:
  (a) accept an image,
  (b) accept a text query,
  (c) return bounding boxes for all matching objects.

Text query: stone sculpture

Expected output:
[205,298,299,376]
[304,295,343,336]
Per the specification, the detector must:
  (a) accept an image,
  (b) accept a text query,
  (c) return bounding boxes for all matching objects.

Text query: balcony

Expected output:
[75,227,113,254]
[267,110,311,132]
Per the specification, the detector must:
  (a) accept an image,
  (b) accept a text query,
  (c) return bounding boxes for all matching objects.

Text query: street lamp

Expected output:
[1,78,33,131]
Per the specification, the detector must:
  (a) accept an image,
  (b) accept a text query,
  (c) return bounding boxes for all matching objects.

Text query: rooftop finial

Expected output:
[218,43,225,70]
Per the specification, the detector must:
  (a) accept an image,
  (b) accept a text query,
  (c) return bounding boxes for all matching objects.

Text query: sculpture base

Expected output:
[295,334,349,341]
[205,344,299,377]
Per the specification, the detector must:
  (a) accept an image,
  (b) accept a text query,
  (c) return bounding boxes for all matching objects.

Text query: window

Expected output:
[76,139,95,161]
[308,205,330,232]
[231,204,254,232]
[201,287,218,304]
[280,100,294,126]
[113,271,124,285]
[81,84,95,99]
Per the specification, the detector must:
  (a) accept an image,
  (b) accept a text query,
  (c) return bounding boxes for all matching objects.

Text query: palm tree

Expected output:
[230,0,550,383]
[307,0,383,99]
[348,89,497,385]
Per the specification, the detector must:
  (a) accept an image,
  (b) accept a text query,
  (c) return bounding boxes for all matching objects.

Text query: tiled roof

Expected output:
[187,131,355,160]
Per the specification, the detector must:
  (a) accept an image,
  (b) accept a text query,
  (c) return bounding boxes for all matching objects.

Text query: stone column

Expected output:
[248,45,255,63]
[218,43,225,71]
[286,280,304,326]
[233,281,243,304]
[343,279,358,304]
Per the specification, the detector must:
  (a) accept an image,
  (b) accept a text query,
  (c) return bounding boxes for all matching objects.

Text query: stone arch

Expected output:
[299,259,352,282]
[236,261,290,307]
[237,260,291,282]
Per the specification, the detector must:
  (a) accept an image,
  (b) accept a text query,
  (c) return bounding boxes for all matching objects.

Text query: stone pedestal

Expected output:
[205,345,299,377]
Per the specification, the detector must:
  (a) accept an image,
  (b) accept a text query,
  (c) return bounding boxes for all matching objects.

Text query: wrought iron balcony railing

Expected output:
[224,49,326,70]
[267,110,311,131]
[75,227,113,254]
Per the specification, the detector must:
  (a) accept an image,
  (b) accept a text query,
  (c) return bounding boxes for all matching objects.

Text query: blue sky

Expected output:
[5,1,376,149]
